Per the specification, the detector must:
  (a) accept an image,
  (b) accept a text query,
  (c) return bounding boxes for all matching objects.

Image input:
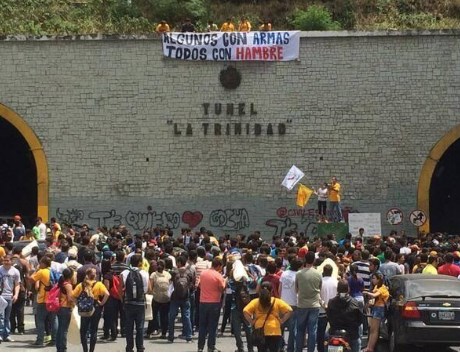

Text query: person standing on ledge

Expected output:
[328,176,342,222]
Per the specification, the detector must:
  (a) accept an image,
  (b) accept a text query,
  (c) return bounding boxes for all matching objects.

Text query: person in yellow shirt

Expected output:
[0,245,5,260]
[362,273,389,352]
[328,176,343,222]
[220,18,235,32]
[56,268,75,352]
[29,256,56,347]
[238,17,252,32]
[155,20,170,34]
[422,254,438,274]
[243,281,292,352]
[72,268,109,352]
[259,20,272,31]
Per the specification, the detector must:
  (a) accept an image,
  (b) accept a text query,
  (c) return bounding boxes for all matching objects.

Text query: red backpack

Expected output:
[46,284,61,313]
[110,274,122,300]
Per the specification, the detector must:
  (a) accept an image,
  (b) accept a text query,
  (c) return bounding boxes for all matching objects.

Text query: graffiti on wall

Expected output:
[55,207,250,232]
[209,208,249,231]
[266,206,359,237]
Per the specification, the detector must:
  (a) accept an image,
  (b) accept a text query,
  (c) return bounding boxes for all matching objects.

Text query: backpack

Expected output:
[12,258,26,292]
[110,274,122,300]
[172,270,190,300]
[77,282,96,317]
[46,284,61,313]
[235,280,251,307]
[152,272,171,303]
[124,269,145,304]
[247,264,262,290]
[44,268,62,291]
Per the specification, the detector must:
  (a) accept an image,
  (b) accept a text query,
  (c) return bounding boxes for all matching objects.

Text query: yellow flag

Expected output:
[296,184,313,207]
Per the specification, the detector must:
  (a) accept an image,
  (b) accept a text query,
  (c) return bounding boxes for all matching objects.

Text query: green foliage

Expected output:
[291,5,341,30]
[0,0,459,34]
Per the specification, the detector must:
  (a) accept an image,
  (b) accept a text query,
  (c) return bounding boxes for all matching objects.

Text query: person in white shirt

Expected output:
[315,183,329,223]
[317,264,338,352]
[279,257,303,352]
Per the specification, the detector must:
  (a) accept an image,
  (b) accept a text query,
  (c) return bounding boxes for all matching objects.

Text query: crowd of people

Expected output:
[154,17,273,34]
[0,214,460,352]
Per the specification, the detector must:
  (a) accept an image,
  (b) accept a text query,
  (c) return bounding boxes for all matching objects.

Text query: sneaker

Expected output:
[208,349,221,352]
[99,336,110,340]
[159,335,167,339]
[198,349,203,352]
[32,341,46,347]
[186,339,193,343]
[178,334,186,340]
[44,335,51,343]
[4,337,14,342]
[167,338,174,343]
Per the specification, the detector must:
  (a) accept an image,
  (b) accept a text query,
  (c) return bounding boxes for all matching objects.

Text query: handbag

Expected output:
[145,294,153,321]
[252,299,275,347]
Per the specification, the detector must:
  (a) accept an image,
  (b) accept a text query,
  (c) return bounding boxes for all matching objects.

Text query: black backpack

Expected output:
[124,269,145,304]
[172,270,190,300]
[12,258,26,292]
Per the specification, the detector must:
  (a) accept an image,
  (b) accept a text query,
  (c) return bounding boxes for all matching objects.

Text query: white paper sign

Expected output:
[348,213,382,237]
[281,165,305,190]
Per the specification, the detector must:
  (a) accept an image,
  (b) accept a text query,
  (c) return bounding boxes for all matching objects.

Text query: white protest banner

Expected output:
[348,213,382,238]
[281,165,305,190]
[162,31,300,61]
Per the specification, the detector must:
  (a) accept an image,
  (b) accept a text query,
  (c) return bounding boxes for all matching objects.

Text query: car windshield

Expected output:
[407,279,460,299]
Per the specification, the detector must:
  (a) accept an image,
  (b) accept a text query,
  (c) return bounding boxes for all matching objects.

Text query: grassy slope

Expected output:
[0,0,459,35]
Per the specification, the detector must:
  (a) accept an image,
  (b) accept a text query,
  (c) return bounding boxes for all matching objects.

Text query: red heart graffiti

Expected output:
[182,211,203,229]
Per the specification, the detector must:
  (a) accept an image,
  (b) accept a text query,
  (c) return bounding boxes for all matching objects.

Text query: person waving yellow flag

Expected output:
[296,184,313,207]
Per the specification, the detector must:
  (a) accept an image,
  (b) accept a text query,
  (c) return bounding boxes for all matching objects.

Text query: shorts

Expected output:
[371,306,385,320]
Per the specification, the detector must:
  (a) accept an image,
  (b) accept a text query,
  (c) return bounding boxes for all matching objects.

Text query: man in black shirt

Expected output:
[181,18,195,32]
[326,280,364,352]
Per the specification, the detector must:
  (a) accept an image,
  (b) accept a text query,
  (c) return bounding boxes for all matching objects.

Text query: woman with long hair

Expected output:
[72,267,109,352]
[146,259,171,339]
[101,257,118,341]
[56,268,74,352]
[362,272,389,352]
[243,281,292,352]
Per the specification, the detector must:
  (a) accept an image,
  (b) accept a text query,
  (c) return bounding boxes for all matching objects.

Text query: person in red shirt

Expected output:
[258,261,281,298]
[438,253,460,277]
[197,258,225,352]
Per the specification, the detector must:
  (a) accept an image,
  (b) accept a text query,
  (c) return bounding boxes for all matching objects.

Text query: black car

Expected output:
[387,274,460,351]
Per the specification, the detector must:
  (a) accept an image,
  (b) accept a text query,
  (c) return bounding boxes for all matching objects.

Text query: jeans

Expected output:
[168,299,192,341]
[150,300,169,336]
[124,304,145,352]
[220,293,232,333]
[330,202,342,222]
[189,291,196,334]
[80,305,102,352]
[296,307,319,352]
[10,291,25,333]
[56,307,71,352]
[36,302,57,344]
[198,302,221,351]
[283,306,298,352]
[0,297,13,339]
[349,338,360,352]
[231,308,253,352]
[316,314,328,352]
[103,296,120,339]
[194,288,201,329]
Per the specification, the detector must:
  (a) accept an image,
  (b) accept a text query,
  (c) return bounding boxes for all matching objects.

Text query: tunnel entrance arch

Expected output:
[0,103,49,226]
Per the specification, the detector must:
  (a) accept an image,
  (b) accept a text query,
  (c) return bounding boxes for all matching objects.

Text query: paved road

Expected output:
[2,306,459,352]
[2,305,240,352]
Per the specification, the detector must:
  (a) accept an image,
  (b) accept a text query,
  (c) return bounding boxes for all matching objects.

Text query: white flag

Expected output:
[281,165,305,190]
